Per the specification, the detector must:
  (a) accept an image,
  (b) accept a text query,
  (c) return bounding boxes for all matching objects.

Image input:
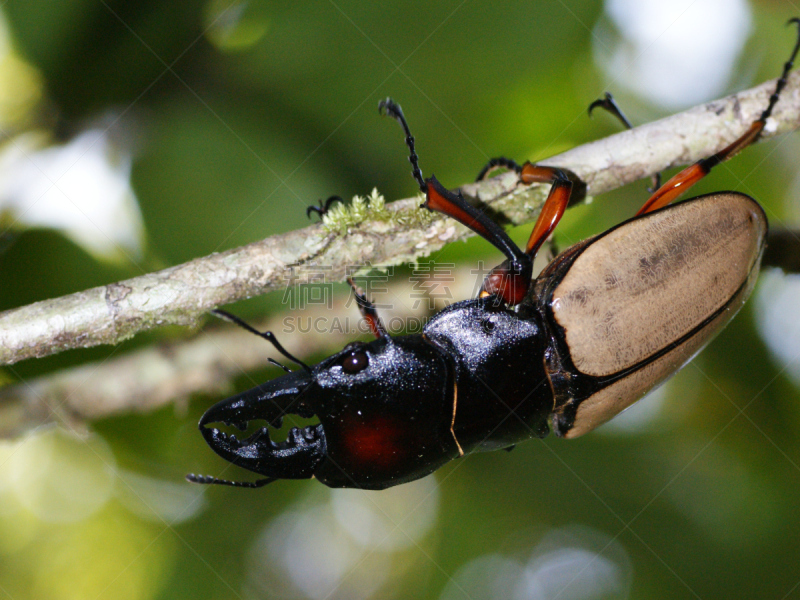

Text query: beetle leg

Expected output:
[637,18,800,216]
[475,164,574,305]
[378,98,427,193]
[450,380,464,456]
[518,164,574,260]
[475,157,522,181]
[588,92,661,192]
[306,195,343,220]
[380,97,534,305]
[423,176,528,266]
[186,473,277,488]
[424,177,534,305]
[347,277,387,339]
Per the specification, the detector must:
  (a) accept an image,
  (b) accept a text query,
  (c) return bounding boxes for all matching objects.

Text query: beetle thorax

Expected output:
[423,298,553,452]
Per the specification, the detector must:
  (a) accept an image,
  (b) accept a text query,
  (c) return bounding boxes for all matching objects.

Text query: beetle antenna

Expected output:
[759,17,800,124]
[379,98,426,193]
[211,309,311,372]
[186,473,276,488]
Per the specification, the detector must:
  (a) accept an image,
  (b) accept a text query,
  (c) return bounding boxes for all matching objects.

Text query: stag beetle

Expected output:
[187,20,800,491]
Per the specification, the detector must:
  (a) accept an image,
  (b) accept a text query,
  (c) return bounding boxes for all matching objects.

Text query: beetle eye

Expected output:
[482,318,496,334]
[342,352,369,374]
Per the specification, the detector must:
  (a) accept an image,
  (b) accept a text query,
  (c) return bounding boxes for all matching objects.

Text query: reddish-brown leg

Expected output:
[519,164,573,258]
[380,98,575,306]
[474,164,576,304]
[636,121,762,216]
[347,277,386,339]
[637,18,800,216]
[425,177,533,305]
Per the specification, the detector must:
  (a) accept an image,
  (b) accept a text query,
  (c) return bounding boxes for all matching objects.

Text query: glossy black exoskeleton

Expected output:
[192,295,555,489]
[188,20,799,490]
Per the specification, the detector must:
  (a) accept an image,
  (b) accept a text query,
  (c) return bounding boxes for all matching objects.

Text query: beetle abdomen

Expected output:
[541,192,767,438]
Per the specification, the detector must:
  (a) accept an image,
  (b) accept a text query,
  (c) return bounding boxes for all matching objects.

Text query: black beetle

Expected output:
[187,20,800,491]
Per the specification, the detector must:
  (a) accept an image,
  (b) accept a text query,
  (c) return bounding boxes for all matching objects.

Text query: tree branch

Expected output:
[0,278,450,437]
[1,72,799,366]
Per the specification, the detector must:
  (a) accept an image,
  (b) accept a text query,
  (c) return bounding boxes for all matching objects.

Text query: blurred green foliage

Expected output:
[1,1,800,599]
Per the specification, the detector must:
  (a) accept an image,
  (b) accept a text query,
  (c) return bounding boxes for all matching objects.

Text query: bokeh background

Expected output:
[1,0,800,598]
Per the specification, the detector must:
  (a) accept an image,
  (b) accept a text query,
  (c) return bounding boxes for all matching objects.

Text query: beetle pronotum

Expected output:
[187,19,800,490]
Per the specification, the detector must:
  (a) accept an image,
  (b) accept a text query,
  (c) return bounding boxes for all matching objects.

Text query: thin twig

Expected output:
[0,275,455,437]
[1,72,799,366]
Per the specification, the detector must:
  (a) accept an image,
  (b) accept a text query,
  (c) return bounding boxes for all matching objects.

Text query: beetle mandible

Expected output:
[187,19,800,491]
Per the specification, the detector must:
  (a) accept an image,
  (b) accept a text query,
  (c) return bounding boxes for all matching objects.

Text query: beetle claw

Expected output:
[195,369,327,481]
[198,421,326,480]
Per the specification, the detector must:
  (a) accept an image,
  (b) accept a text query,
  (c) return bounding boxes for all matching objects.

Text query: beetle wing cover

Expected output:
[547,192,766,437]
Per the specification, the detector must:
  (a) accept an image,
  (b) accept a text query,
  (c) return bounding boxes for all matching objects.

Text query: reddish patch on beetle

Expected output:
[342,416,404,470]
[483,265,528,305]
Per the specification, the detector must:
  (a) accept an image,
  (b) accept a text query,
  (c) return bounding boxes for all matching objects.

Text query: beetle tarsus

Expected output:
[588,92,661,191]
[588,92,633,127]
[758,17,800,124]
[306,195,343,220]
[379,97,426,193]
[186,473,277,488]
[475,157,523,181]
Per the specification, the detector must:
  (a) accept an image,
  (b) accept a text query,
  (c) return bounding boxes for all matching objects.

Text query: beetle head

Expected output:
[194,335,459,490]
